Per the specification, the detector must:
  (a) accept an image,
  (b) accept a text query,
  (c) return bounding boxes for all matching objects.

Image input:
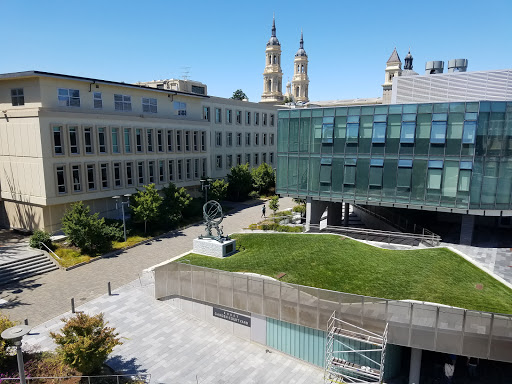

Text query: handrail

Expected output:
[0,373,151,383]
[39,241,61,260]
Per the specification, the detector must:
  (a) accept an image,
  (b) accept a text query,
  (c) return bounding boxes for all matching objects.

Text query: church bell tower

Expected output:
[291,30,309,103]
[261,15,284,103]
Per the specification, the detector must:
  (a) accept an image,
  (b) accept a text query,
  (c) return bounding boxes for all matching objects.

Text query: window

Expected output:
[142,97,157,113]
[126,162,134,186]
[84,127,94,154]
[158,160,165,182]
[53,126,64,155]
[236,110,242,124]
[320,158,332,185]
[236,154,242,165]
[201,131,206,151]
[177,159,183,180]
[462,121,477,144]
[227,155,233,169]
[137,161,145,185]
[93,92,102,109]
[255,133,260,146]
[176,130,182,151]
[458,162,472,192]
[262,153,267,163]
[111,128,120,153]
[186,159,192,179]
[427,160,443,190]
[322,117,334,144]
[344,159,357,185]
[157,129,164,152]
[263,133,267,146]
[113,162,122,187]
[236,133,242,146]
[124,128,132,153]
[269,152,274,165]
[71,165,81,192]
[346,123,359,143]
[135,128,143,152]
[167,130,174,152]
[202,158,207,177]
[215,108,222,123]
[193,131,199,151]
[194,159,200,179]
[174,101,187,116]
[369,159,384,187]
[68,126,79,154]
[270,134,275,146]
[185,131,191,152]
[216,132,222,147]
[98,127,107,153]
[147,129,154,152]
[255,112,260,125]
[168,160,174,181]
[148,161,155,183]
[254,153,259,166]
[87,164,96,190]
[226,132,233,147]
[270,114,275,126]
[397,159,413,189]
[114,94,131,111]
[226,109,232,124]
[245,154,251,165]
[100,163,109,189]
[216,155,222,169]
[58,88,80,107]
[263,113,268,126]
[245,111,251,125]
[191,85,205,95]
[56,165,66,194]
[372,122,387,144]
[400,122,416,144]
[430,121,447,144]
[203,106,210,121]
[245,133,251,146]
[11,88,24,106]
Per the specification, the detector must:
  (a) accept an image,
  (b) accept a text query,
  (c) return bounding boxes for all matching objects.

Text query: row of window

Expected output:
[215,152,274,170]
[55,158,208,195]
[214,132,275,147]
[203,106,275,127]
[52,125,207,157]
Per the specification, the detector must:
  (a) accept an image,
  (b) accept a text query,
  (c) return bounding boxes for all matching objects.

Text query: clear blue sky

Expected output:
[2,0,511,102]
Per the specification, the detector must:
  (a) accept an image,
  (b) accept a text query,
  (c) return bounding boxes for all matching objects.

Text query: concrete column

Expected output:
[460,214,475,245]
[408,348,422,384]
[343,202,350,226]
[305,198,327,232]
[327,202,342,226]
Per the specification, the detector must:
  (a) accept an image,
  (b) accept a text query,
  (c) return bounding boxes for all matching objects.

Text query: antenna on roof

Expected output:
[181,66,191,80]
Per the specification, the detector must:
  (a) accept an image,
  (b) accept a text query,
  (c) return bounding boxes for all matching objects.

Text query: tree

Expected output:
[227,163,254,201]
[231,89,248,101]
[252,162,275,195]
[29,229,53,250]
[61,202,121,254]
[131,184,162,234]
[269,195,280,215]
[50,313,122,375]
[160,182,192,226]
[209,179,229,202]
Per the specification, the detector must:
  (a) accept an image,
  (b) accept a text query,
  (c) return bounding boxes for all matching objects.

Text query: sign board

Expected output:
[213,307,251,327]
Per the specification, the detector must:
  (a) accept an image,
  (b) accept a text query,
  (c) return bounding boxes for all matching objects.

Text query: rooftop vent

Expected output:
[425,61,444,75]
[448,59,468,73]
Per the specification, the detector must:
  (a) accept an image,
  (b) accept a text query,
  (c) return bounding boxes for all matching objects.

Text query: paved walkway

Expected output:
[0,198,294,326]
[0,229,42,266]
[23,274,324,384]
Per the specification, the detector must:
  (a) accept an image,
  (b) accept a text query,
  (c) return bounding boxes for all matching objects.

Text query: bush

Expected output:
[131,184,162,234]
[50,313,122,375]
[209,179,229,202]
[29,230,53,250]
[292,204,306,215]
[160,183,193,226]
[0,312,16,368]
[25,352,77,380]
[227,164,253,201]
[269,195,279,215]
[252,163,275,195]
[254,223,302,232]
[248,191,259,199]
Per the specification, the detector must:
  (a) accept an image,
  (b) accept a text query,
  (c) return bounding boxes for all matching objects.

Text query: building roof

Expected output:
[387,48,401,64]
[0,70,210,98]
[295,31,307,57]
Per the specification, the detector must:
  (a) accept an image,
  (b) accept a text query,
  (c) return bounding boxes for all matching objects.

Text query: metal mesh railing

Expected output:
[155,261,512,363]
[0,374,151,384]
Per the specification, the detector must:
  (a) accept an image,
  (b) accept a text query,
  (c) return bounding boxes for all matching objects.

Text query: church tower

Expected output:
[261,15,284,103]
[382,47,402,104]
[291,30,309,103]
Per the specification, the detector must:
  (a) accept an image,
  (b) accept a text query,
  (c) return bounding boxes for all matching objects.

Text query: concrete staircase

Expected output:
[0,253,58,286]
[342,204,365,228]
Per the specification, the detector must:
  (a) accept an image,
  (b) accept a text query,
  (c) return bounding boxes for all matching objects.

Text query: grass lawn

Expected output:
[53,245,94,268]
[180,233,512,314]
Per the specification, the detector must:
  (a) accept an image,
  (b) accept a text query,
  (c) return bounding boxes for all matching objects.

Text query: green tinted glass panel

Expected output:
[288,157,298,190]
[369,166,383,186]
[442,161,459,198]
[397,167,412,188]
[278,118,289,152]
[403,104,417,114]
[400,122,416,143]
[431,121,447,144]
[300,118,310,152]
[298,158,308,191]
[346,123,359,143]
[335,107,348,116]
[344,165,356,185]
[320,165,331,184]
[458,169,471,192]
[462,121,477,144]
[427,168,442,189]
[289,119,299,152]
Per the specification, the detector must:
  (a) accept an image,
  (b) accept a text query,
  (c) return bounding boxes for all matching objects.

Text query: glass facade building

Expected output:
[276,101,512,215]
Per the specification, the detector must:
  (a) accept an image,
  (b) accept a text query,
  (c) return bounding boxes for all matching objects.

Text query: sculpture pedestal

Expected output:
[193,238,236,258]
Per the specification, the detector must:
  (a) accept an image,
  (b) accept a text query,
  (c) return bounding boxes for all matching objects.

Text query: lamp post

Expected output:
[1,325,31,384]
[200,177,213,203]
[112,194,132,242]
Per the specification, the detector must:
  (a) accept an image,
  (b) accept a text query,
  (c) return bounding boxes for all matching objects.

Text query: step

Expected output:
[0,254,51,270]
[0,253,47,268]
[0,263,58,282]
[0,259,57,279]
[0,265,58,286]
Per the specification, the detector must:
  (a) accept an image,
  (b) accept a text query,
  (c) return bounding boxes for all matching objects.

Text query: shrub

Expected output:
[252,163,275,194]
[209,179,229,202]
[269,196,279,215]
[292,204,306,215]
[25,351,77,380]
[29,230,53,250]
[50,313,122,375]
[248,191,259,199]
[131,184,162,234]
[227,164,253,201]
[160,183,193,226]
[0,312,16,368]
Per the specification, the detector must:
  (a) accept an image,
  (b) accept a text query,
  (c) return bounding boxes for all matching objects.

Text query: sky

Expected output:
[1,0,511,102]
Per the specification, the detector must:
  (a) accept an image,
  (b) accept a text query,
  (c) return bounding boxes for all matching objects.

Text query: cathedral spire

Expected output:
[271,14,276,37]
[300,29,304,49]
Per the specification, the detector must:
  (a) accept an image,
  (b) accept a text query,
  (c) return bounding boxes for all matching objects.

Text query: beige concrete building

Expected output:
[0,71,277,232]
[382,47,402,104]
[291,31,309,103]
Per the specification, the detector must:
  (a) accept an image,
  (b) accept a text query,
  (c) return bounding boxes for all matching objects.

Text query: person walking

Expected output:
[261,204,266,218]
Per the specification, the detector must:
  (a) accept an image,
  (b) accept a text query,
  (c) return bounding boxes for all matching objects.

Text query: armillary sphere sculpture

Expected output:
[200,200,225,242]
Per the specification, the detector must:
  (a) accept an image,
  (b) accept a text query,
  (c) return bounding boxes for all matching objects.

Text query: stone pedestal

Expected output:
[193,238,236,258]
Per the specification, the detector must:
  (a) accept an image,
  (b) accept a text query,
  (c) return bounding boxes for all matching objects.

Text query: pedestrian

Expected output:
[261,204,266,218]
[443,356,455,384]
[467,356,478,378]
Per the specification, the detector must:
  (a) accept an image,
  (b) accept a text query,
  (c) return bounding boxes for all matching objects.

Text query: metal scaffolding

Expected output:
[325,311,388,384]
